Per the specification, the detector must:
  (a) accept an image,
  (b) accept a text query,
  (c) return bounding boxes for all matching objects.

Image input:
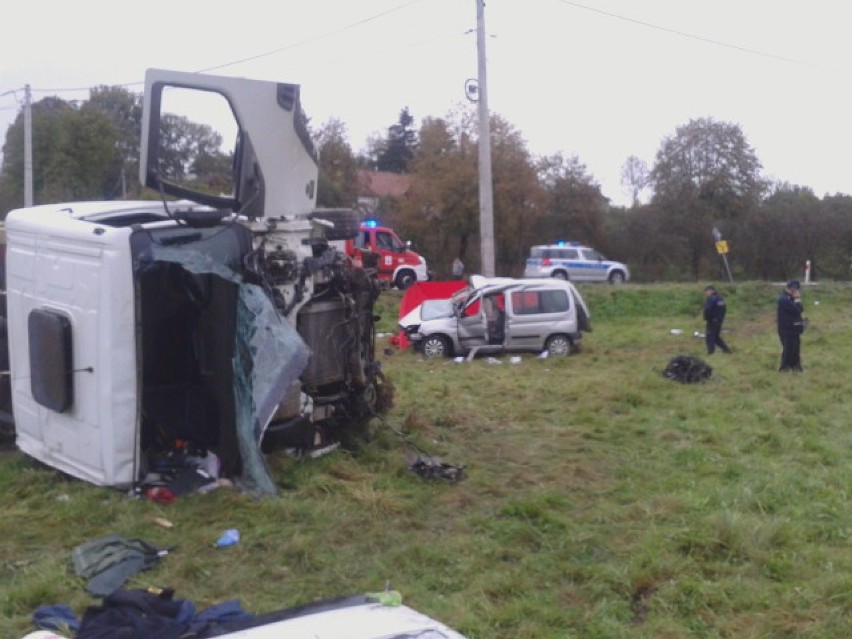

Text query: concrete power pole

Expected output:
[476,0,496,276]
[24,84,33,207]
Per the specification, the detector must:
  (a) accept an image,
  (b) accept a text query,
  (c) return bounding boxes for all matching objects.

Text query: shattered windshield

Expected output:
[421,299,455,320]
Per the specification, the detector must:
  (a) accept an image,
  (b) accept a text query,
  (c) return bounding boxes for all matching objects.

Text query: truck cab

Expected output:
[1,69,390,494]
[347,220,429,289]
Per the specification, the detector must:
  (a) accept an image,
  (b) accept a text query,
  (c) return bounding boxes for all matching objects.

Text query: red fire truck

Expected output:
[347,220,430,289]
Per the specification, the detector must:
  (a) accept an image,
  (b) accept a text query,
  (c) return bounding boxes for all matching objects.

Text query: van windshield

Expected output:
[420,299,455,320]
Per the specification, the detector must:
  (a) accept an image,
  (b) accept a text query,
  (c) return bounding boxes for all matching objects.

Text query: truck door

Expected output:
[373,228,401,278]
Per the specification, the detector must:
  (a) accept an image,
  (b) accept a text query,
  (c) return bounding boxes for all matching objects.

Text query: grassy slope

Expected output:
[1,282,849,638]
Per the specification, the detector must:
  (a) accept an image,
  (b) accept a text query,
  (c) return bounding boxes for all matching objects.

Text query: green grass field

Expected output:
[1,282,849,638]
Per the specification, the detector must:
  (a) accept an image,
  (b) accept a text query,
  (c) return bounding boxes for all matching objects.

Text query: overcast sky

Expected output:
[2,0,850,207]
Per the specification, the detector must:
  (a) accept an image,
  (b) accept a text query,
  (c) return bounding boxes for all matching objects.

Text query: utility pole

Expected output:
[24,84,33,207]
[476,0,495,276]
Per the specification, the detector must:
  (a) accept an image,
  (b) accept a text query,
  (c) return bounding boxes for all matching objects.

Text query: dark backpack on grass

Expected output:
[663,355,713,383]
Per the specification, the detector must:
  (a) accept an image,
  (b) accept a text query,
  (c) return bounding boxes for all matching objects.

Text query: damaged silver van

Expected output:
[1,69,389,494]
[399,275,591,358]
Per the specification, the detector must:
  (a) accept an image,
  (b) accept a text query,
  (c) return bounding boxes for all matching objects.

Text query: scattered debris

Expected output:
[510,356,522,364]
[145,487,177,504]
[365,587,403,607]
[663,355,713,384]
[406,452,466,482]
[152,517,174,529]
[669,328,683,335]
[215,529,240,548]
[71,534,171,597]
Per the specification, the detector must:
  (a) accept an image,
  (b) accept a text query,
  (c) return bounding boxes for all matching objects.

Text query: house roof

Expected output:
[357,170,412,198]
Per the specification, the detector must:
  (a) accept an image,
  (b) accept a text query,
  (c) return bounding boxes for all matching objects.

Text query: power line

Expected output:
[197,0,424,74]
[1,0,425,98]
[32,83,141,93]
[554,0,839,71]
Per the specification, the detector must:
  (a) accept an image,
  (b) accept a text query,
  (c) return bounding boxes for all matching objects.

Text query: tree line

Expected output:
[2,88,850,281]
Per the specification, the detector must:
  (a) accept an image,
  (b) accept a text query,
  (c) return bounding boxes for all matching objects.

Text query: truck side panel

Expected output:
[6,213,138,486]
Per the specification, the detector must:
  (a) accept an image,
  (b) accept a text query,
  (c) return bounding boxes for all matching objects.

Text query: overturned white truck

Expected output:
[2,69,390,495]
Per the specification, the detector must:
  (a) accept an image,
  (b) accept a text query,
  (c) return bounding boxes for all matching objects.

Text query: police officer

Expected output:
[703,285,731,354]
[777,280,805,371]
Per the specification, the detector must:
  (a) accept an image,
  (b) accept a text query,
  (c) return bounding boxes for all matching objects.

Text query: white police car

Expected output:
[523,242,630,283]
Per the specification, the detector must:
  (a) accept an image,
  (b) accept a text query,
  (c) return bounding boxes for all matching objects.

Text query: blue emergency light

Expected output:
[364,219,379,228]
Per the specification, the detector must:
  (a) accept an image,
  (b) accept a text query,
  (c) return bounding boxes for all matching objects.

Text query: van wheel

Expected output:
[545,335,572,356]
[608,270,625,284]
[395,270,416,290]
[552,270,569,280]
[308,208,361,240]
[422,335,451,358]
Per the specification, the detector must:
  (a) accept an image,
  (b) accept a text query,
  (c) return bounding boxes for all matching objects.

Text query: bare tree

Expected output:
[620,155,650,207]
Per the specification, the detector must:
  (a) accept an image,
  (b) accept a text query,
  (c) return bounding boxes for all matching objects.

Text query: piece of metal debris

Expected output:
[406,453,466,482]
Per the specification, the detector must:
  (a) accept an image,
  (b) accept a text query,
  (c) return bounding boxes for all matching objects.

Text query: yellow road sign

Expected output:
[715,240,729,254]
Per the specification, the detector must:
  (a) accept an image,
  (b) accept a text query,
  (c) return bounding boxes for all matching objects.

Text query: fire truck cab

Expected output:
[347,221,429,289]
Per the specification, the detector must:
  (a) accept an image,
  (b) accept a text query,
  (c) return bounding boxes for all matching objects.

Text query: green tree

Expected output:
[315,118,358,208]
[399,109,546,277]
[489,115,544,276]
[374,107,418,173]
[83,86,142,197]
[156,113,230,196]
[649,117,766,277]
[0,95,122,210]
[651,117,766,217]
[536,152,607,249]
[400,114,478,277]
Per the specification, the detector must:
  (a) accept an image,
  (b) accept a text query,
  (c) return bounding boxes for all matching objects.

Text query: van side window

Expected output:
[540,290,570,313]
[511,290,569,315]
[511,291,538,314]
[558,249,578,260]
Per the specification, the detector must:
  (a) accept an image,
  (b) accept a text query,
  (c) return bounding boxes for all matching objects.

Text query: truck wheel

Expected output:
[394,270,416,290]
[308,208,361,240]
[422,335,451,358]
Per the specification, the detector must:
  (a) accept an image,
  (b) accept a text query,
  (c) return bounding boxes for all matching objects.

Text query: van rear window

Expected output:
[511,289,569,315]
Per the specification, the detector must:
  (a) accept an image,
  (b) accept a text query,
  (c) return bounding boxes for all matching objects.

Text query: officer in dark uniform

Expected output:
[777,280,805,371]
[703,285,731,354]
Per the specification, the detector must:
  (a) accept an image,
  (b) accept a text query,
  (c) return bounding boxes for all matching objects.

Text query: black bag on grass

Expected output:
[663,355,713,383]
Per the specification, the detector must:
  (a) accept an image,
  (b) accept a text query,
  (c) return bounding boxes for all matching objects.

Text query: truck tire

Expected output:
[308,208,361,240]
[394,270,417,290]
